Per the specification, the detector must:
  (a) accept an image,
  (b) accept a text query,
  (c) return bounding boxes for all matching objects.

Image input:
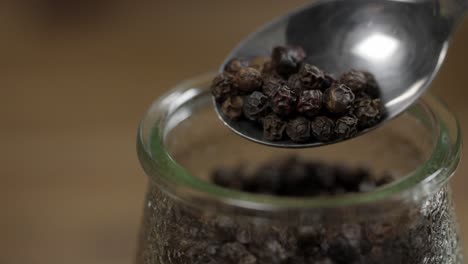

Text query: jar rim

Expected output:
[137,72,462,213]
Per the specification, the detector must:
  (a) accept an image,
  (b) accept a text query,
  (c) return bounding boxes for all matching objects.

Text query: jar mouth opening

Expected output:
[137,72,462,212]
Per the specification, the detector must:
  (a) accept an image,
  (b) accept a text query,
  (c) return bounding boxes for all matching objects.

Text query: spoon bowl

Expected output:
[215,0,466,148]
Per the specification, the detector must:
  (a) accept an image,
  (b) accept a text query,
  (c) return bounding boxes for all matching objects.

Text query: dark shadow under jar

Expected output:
[137,73,463,264]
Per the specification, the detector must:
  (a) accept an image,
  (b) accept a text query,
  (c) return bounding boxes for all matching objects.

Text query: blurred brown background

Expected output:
[0,1,466,264]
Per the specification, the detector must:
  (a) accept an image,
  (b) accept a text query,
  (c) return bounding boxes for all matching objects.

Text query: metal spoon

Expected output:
[214,0,466,148]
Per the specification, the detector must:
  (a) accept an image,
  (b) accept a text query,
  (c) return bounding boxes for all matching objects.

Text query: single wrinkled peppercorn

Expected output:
[286,117,311,142]
[299,64,325,90]
[243,91,269,121]
[262,74,284,96]
[224,58,249,74]
[310,116,335,142]
[270,85,297,116]
[363,71,380,98]
[354,98,384,129]
[340,70,368,94]
[297,90,323,117]
[263,114,286,141]
[334,116,358,139]
[221,96,244,120]
[287,74,303,95]
[235,67,263,93]
[271,46,306,77]
[211,73,237,102]
[249,56,271,73]
[324,84,355,114]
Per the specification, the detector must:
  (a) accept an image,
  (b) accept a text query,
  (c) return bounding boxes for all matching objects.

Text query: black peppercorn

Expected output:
[271,46,306,77]
[314,163,336,189]
[280,160,313,195]
[270,85,297,116]
[262,74,284,97]
[327,235,359,264]
[243,91,269,121]
[297,90,323,117]
[286,117,311,142]
[363,71,380,98]
[310,116,335,142]
[334,116,358,139]
[299,64,325,90]
[224,58,249,74]
[340,70,368,94]
[287,73,303,95]
[263,114,286,141]
[324,84,355,114]
[235,67,263,93]
[211,46,386,145]
[211,73,237,102]
[353,93,372,104]
[248,165,283,194]
[211,156,397,197]
[298,225,325,250]
[353,98,384,129]
[221,96,244,120]
[335,165,369,191]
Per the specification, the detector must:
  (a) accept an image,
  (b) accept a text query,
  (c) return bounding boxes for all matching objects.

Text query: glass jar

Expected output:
[136,73,463,264]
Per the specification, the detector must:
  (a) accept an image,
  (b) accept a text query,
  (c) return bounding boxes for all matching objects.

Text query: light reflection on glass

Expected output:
[352,33,400,61]
[162,88,201,137]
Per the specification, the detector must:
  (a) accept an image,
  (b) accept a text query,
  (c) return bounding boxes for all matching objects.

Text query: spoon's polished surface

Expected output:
[215,0,466,148]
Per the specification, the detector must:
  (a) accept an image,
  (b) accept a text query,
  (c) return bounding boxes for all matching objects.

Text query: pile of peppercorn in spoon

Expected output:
[211,46,385,144]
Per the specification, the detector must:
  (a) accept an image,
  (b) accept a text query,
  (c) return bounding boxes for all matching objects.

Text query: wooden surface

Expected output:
[0,1,467,263]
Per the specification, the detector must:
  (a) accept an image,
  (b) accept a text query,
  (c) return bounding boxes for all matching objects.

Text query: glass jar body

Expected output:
[136,73,463,264]
[137,183,462,264]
